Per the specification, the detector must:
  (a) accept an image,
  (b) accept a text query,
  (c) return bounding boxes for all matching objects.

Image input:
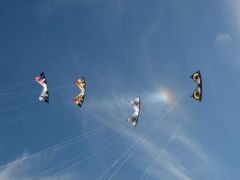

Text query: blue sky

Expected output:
[1,0,240,179]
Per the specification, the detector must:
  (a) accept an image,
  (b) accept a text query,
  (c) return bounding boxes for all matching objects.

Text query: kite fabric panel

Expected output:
[191,70,202,102]
[72,77,86,107]
[35,72,49,103]
[128,97,141,127]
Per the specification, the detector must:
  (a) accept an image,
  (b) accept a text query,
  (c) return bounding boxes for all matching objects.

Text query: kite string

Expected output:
[110,93,193,180]
[54,85,192,179]
[0,83,73,99]
[39,116,125,155]
[107,105,182,180]
[0,100,38,113]
[98,87,190,179]
[98,126,154,180]
[0,103,62,121]
[147,101,196,179]
[142,102,194,180]
[37,115,127,177]
[0,80,33,90]
[52,133,124,178]
[0,125,106,171]
[111,85,193,178]
[0,104,67,125]
[0,117,124,170]
[107,127,155,180]
[34,117,125,157]
[33,131,121,179]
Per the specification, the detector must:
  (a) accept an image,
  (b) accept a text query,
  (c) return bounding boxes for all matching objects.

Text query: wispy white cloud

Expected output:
[136,139,193,180]
[84,90,216,180]
[175,134,209,164]
[135,129,212,180]
[0,88,215,179]
[40,173,77,180]
[215,33,232,44]
[224,0,240,33]
[150,157,192,180]
[0,153,34,180]
[0,152,77,180]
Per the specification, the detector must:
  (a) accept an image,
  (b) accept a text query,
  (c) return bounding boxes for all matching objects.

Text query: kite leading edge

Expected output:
[73,77,86,107]
[35,72,49,103]
[191,70,202,102]
[128,97,141,127]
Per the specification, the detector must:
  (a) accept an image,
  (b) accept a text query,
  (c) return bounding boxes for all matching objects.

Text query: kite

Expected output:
[35,72,49,103]
[128,97,141,127]
[191,70,202,101]
[72,77,86,107]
